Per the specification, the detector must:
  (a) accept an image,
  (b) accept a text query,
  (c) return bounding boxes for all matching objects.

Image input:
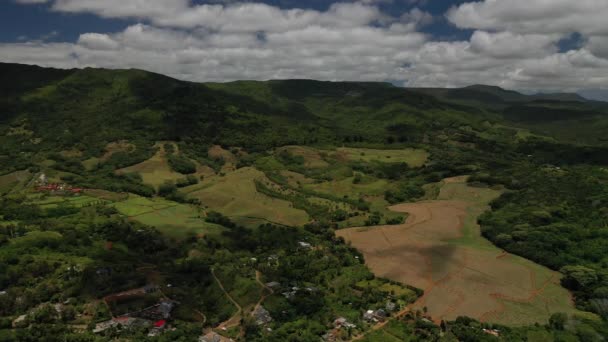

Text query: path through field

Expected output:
[337,177,577,326]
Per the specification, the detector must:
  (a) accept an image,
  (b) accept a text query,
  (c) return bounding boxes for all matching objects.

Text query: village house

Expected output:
[298,241,312,249]
[265,281,280,289]
[252,305,273,325]
[333,317,356,329]
[363,309,387,323]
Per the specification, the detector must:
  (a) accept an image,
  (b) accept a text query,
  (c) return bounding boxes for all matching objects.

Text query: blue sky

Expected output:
[1,0,607,99]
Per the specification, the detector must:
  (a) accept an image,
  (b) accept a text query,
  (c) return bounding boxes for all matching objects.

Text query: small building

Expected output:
[265,281,280,289]
[386,301,397,312]
[483,328,500,337]
[333,317,356,329]
[298,241,312,249]
[363,310,375,322]
[252,306,273,325]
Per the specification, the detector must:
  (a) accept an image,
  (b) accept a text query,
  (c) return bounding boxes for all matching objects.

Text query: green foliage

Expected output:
[167,154,196,174]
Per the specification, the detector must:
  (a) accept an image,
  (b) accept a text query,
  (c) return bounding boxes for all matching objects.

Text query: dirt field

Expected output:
[337,178,577,325]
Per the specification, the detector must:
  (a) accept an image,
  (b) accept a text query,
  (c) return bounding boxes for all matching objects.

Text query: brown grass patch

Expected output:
[337,179,577,325]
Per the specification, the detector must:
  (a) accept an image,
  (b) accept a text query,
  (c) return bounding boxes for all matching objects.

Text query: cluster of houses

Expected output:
[35,183,84,194]
[94,284,177,337]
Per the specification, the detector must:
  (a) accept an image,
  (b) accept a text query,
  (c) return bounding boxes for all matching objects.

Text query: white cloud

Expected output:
[447,0,608,36]
[2,0,607,95]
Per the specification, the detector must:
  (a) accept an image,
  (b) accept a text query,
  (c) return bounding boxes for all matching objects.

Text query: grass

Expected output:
[116,143,187,189]
[333,147,429,167]
[186,167,309,228]
[112,195,225,239]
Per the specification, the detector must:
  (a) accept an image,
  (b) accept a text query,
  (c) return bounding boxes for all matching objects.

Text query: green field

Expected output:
[186,167,310,228]
[112,195,225,238]
[116,143,187,189]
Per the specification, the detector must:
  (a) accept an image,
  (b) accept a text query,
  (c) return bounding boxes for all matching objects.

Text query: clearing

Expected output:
[112,195,225,239]
[116,142,189,189]
[337,177,578,326]
[185,167,309,228]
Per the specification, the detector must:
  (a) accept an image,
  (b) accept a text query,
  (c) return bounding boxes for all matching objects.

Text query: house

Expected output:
[333,317,356,329]
[159,300,176,319]
[252,306,273,325]
[363,310,375,322]
[483,328,500,337]
[298,241,312,249]
[147,320,167,337]
[363,309,386,323]
[386,301,397,312]
[265,281,280,289]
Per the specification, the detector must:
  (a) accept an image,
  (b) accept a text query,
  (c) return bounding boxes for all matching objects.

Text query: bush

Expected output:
[168,155,196,174]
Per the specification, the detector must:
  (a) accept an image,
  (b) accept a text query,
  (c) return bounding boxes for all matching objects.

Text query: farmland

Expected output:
[337,177,580,325]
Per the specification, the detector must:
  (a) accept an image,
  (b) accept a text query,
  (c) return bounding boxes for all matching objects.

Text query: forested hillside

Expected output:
[1,63,608,341]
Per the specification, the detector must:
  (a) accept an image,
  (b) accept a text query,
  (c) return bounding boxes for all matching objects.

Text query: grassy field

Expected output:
[332,147,429,167]
[337,177,581,326]
[112,195,225,239]
[185,167,309,228]
[116,142,186,189]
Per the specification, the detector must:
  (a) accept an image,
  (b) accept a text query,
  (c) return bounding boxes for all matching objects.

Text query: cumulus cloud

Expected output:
[2,0,607,95]
[447,0,608,36]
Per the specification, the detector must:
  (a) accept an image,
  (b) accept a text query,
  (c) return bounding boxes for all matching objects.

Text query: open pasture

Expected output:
[112,195,224,238]
[337,178,578,326]
[116,143,186,189]
[187,167,310,228]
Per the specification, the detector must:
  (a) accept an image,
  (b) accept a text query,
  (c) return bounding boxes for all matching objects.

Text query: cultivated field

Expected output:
[337,177,578,325]
[185,167,310,228]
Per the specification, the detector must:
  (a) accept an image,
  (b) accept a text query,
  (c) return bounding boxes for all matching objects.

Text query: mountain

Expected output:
[2,62,608,341]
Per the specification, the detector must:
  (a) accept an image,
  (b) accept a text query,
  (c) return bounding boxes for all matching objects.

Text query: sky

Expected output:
[1,0,607,100]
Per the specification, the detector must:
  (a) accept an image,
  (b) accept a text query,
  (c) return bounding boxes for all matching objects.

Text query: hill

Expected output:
[1,62,608,341]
